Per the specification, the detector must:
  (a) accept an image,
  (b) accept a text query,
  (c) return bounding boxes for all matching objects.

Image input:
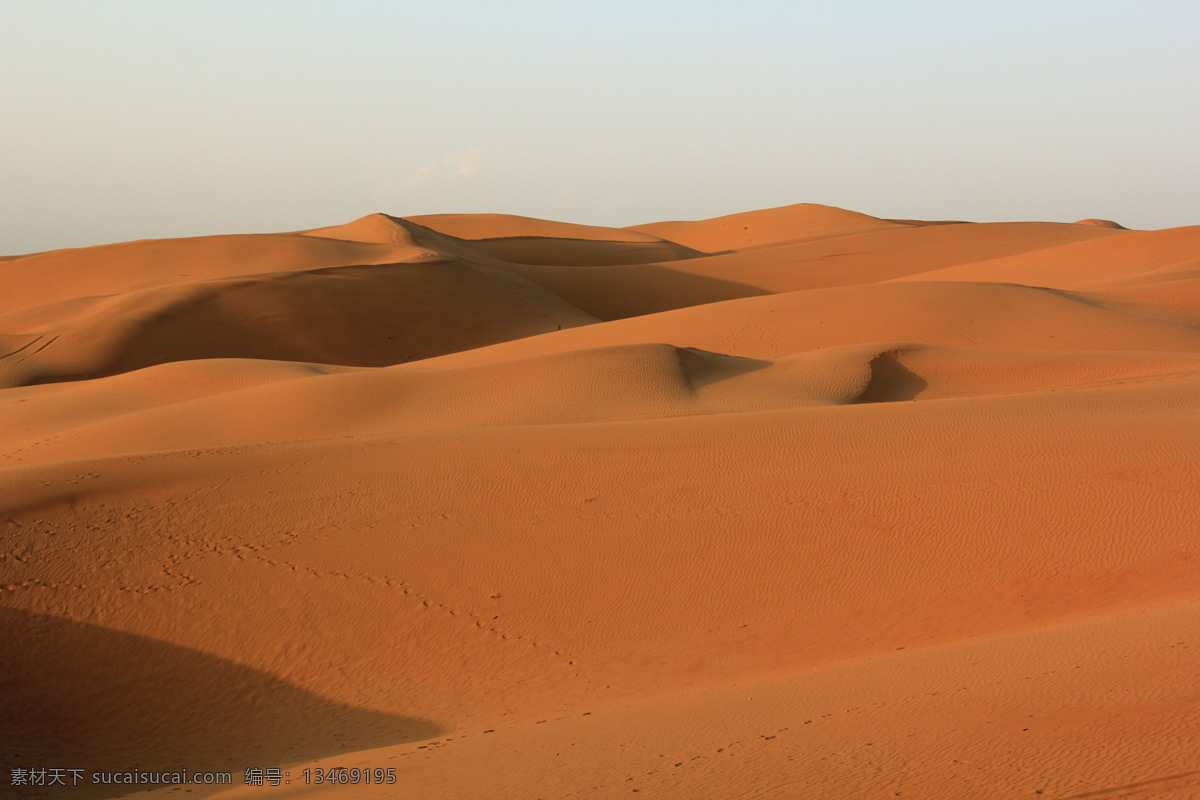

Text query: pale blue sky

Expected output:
[2,1,1197,254]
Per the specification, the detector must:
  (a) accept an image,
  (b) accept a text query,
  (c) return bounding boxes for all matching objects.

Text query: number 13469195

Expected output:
[302,768,396,785]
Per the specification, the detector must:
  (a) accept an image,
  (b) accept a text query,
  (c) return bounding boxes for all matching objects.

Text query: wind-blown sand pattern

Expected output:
[2,203,1198,799]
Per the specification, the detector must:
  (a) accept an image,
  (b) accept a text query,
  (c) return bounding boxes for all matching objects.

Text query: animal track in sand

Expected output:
[239,551,581,664]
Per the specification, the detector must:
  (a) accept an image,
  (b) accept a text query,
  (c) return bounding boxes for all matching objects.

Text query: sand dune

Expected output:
[0,216,598,388]
[2,203,1198,799]
[408,212,706,266]
[626,202,907,251]
[894,224,1200,288]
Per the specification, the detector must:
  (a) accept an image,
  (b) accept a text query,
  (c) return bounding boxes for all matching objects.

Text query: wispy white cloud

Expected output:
[404,162,437,188]
[386,147,485,193]
[444,146,483,177]
[375,147,489,202]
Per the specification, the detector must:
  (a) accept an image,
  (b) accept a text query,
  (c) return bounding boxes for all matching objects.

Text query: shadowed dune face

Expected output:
[2,201,1199,800]
[854,351,928,403]
[470,262,769,320]
[447,236,701,266]
[0,260,599,388]
[0,213,542,386]
[0,609,440,799]
[405,213,708,265]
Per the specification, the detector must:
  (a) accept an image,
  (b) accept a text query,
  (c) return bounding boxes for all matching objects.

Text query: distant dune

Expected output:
[2,202,1198,799]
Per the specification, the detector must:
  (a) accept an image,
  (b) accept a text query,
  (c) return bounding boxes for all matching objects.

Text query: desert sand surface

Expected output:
[2,202,1198,799]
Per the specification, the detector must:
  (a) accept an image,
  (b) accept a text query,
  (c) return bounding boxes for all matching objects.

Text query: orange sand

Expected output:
[2,203,1197,799]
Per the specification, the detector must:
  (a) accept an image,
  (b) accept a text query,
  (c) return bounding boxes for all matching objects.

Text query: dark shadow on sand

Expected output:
[855,351,928,403]
[0,608,442,799]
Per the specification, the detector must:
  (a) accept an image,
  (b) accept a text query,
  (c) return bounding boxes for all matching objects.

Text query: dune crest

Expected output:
[627,201,906,251]
[1074,217,1127,228]
[3,202,1198,799]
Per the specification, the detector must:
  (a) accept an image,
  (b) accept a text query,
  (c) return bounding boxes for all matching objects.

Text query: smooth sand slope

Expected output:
[2,202,1198,799]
